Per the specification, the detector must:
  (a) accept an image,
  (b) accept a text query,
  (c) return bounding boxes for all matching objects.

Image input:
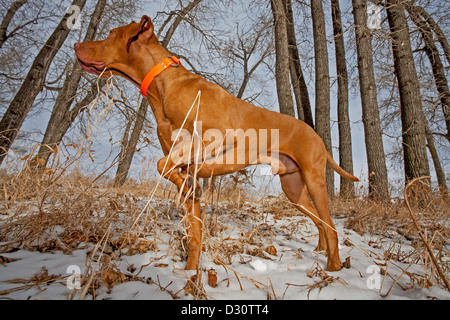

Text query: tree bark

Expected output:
[406,4,450,144]
[284,0,314,128]
[271,0,296,118]
[33,0,107,168]
[0,0,28,49]
[386,0,431,190]
[311,0,334,196]
[0,0,87,165]
[114,99,149,187]
[331,0,354,198]
[352,0,389,200]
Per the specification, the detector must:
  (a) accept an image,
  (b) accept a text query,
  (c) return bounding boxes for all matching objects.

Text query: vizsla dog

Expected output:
[75,15,358,272]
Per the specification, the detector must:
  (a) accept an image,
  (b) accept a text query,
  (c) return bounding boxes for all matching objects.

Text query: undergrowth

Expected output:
[0,163,449,299]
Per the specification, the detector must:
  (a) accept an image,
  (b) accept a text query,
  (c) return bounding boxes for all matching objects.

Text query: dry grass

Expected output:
[1,156,449,299]
[330,188,450,291]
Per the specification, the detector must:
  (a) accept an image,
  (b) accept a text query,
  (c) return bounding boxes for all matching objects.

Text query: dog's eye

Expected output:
[107,30,114,38]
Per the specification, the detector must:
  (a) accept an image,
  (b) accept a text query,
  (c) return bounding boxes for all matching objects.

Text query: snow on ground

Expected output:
[0,197,449,300]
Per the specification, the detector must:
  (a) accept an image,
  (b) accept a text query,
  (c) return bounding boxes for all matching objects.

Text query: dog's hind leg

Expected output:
[302,164,341,271]
[280,170,328,253]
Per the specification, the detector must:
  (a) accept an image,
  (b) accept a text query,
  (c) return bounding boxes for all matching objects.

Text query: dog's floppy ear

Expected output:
[126,15,154,53]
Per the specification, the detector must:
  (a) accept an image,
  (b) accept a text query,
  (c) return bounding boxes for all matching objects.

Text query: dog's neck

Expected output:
[139,41,179,122]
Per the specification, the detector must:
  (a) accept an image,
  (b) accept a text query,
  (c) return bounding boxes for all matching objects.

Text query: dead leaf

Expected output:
[342,257,351,269]
[208,268,218,288]
[135,239,156,253]
[154,263,168,268]
[265,245,277,256]
[0,255,11,265]
[343,238,353,247]
[184,274,197,296]
[36,158,46,167]
[101,267,127,291]
[109,199,123,211]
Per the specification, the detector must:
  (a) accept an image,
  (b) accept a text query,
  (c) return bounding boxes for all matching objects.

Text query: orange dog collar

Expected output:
[140,56,181,96]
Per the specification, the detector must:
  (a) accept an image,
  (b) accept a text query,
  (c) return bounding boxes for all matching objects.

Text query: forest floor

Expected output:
[0,169,449,300]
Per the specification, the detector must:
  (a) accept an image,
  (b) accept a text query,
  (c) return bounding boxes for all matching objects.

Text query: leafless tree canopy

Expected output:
[0,0,448,197]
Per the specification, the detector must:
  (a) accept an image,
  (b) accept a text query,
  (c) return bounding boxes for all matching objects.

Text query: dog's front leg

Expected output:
[156,156,202,199]
[156,156,203,270]
[181,196,202,270]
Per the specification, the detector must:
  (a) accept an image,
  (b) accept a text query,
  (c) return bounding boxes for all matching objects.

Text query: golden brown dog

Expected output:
[75,15,358,272]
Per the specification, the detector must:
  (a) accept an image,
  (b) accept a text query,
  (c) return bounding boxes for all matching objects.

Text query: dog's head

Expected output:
[74,15,155,86]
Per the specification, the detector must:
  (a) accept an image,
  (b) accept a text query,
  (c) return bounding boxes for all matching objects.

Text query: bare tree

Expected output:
[222,19,274,100]
[271,0,296,118]
[0,0,28,49]
[386,0,431,191]
[409,3,450,66]
[114,98,149,187]
[330,0,354,198]
[352,0,389,199]
[425,124,448,195]
[33,0,107,168]
[311,0,334,196]
[159,0,203,48]
[406,3,450,144]
[285,0,314,128]
[0,0,87,165]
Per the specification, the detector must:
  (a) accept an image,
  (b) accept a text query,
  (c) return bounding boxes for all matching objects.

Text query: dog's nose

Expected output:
[74,42,81,51]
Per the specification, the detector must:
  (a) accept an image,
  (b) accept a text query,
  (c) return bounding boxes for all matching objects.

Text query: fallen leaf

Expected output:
[208,268,217,288]
[265,245,277,256]
[342,257,351,269]
[155,263,168,268]
[101,267,127,291]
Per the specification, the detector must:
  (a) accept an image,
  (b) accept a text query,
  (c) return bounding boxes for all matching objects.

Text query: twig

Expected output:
[214,258,278,299]
[404,176,450,292]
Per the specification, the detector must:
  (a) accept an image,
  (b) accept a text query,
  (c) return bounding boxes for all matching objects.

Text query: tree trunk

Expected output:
[411,4,450,65]
[311,0,334,196]
[33,0,107,168]
[0,0,28,48]
[0,0,87,165]
[161,0,203,47]
[352,0,389,200]
[114,99,149,187]
[406,4,450,144]
[331,0,354,198]
[284,0,314,128]
[271,0,296,118]
[425,124,448,196]
[386,0,431,191]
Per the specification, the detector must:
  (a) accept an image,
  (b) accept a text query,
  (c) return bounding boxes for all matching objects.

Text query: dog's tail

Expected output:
[326,152,359,182]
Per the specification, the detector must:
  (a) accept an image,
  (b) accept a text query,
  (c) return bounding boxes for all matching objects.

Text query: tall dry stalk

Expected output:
[404,176,450,292]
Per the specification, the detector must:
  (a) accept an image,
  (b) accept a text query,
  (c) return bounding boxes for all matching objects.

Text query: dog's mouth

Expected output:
[76,54,139,86]
[77,58,107,76]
